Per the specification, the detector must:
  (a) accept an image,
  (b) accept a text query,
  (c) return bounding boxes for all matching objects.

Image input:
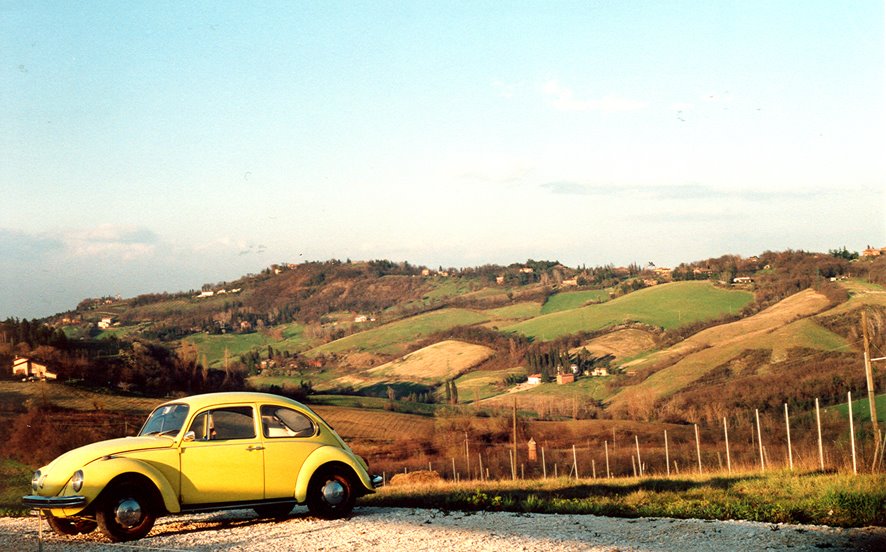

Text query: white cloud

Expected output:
[542,80,648,112]
[64,224,158,261]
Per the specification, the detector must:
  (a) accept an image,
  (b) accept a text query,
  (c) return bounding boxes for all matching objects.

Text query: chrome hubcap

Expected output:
[321,480,345,505]
[115,498,143,527]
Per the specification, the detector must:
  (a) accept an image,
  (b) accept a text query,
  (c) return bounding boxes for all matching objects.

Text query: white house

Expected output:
[12,356,57,380]
[527,373,542,385]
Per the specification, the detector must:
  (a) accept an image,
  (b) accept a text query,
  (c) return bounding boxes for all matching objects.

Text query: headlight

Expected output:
[71,470,84,493]
[31,470,41,492]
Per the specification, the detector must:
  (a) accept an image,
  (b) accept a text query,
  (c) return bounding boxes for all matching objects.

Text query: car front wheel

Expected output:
[96,482,157,542]
[306,467,356,519]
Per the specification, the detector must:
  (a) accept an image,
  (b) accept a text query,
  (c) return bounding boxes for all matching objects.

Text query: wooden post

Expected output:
[723,417,731,474]
[862,311,881,455]
[634,435,643,477]
[512,398,518,475]
[756,409,765,472]
[554,463,558,478]
[509,449,516,480]
[664,430,670,476]
[572,444,579,479]
[695,424,703,474]
[605,440,611,479]
[631,454,637,477]
[452,457,457,481]
[784,403,793,471]
[816,398,825,471]
[541,446,547,479]
[521,463,524,480]
[592,459,596,479]
[849,391,857,475]
[465,433,470,479]
[478,453,484,482]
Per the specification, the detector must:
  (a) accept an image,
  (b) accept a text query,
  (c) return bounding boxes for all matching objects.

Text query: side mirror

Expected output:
[182,431,196,443]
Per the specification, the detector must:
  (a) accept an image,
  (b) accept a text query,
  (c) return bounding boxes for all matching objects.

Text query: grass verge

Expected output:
[364,471,885,527]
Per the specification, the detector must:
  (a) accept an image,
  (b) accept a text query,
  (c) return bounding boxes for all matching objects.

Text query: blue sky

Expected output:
[2,1,884,318]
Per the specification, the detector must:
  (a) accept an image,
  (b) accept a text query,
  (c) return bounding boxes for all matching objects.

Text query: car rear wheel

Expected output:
[45,512,97,536]
[96,482,157,542]
[306,467,356,519]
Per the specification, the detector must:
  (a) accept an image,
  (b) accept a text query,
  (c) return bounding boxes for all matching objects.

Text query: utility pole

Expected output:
[862,311,880,454]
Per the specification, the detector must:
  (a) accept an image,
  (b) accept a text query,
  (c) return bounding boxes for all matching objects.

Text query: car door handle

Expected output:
[246,445,265,451]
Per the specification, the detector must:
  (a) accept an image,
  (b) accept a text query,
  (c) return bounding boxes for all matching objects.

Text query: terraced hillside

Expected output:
[504,281,753,340]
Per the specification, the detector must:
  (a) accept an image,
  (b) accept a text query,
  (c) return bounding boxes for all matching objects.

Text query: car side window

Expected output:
[261,405,315,438]
[188,406,256,441]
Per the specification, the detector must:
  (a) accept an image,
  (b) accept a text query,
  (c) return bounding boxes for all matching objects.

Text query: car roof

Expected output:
[157,391,311,413]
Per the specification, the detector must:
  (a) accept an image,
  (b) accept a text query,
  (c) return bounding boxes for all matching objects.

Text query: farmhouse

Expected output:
[732,276,753,284]
[98,316,116,329]
[862,246,885,257]
[591,367,609,377]
[11,356,57,380]
[556,372,575,385]
[527,373,542,385]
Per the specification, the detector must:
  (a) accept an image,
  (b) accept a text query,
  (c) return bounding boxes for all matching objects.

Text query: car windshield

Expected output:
[139,404,190,437]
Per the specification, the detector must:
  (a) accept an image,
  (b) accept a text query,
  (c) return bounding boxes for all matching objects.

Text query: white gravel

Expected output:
[1,506,884,551]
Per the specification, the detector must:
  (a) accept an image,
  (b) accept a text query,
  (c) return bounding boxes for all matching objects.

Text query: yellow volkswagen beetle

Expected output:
[23,391,382,542]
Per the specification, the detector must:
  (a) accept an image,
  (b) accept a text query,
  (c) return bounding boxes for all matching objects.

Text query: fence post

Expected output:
[756,409,765,472]
[849,391,857,475]
[478,453,484,482]
[541,447,547,479]
[664,430,670,476]
[605,440,611,479]
[592,459,596,479]
[452,457,457,481]
[635,435,643,477]
[816,398,825,471]
[723,417,731,474]
[784,403,793,471]
[694,424,703,474]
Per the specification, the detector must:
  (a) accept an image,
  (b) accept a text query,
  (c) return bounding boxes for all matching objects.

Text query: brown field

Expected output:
[571,328,657,362]
[0,381,160,414]
[320,340,495,392]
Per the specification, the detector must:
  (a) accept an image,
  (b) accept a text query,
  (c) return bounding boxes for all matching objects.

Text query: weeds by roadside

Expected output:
[364,470,885,528]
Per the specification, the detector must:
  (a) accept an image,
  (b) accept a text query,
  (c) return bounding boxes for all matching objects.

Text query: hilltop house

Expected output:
[527,374,542,385]
[12,356,57,380]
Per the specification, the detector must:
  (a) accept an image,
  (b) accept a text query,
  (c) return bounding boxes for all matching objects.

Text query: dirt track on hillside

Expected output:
[2,506,884,551]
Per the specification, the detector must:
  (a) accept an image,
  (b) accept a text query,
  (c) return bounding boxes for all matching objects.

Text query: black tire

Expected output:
[305,467,356,519]
[95,481,157,542]
[253,502,295,519]
[45,512,97,536]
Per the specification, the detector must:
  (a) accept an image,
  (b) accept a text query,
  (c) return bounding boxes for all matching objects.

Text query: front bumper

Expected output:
[22,495,88,509]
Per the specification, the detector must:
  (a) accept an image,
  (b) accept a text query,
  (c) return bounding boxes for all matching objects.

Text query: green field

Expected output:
[541,289,611,314]
[484,302,542,321]
[309,308,490,356]
[0,459,33,515]
[183,322,311,368]
[455,367,527,402]
[506,282,753,340]
[833,393,886,423]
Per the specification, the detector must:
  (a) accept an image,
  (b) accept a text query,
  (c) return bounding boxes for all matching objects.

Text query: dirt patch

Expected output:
[369,340,495,381]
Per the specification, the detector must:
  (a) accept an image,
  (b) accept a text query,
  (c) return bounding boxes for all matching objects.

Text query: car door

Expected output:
[179,404,265,505]
[259,404,324,499]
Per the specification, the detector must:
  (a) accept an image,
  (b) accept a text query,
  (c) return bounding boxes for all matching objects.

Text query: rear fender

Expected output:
[294,446,374,502]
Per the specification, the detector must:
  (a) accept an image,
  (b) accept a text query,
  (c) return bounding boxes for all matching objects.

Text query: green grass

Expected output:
[308,394,438,415]
[505,282,753,341]
[512,377,613,402]
[485,302,542,321]
[366,471,885,527]
[455,368,527,402]
[832,393,886,423]
[183,323,310,368]
[0,458,33,516]
[309,308,490,356]
[541,289,611,314]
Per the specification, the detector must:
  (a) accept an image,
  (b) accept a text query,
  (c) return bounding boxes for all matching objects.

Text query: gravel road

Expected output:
[1,506,884,551]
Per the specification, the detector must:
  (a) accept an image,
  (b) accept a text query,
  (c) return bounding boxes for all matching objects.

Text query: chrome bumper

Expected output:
[22,495,88,509]
[371,474,384,488]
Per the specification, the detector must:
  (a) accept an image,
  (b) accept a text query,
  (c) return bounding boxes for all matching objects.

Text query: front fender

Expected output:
[80,457,180,515]
[294,446,375,503]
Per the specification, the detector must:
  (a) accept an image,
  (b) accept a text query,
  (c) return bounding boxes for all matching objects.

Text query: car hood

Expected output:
[36,436,174,496]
